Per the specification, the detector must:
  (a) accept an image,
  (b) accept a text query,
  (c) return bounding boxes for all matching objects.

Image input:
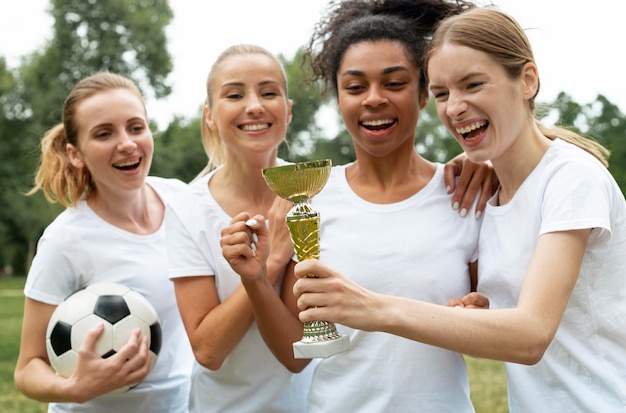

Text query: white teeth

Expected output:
[456,121,487,135]
[241,123,270,131]
[362,119,394,127]
[114,159,139,168]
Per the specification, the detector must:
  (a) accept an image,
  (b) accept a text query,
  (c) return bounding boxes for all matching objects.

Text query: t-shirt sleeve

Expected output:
[24,226,83,304]
[540,158,612,247]
[165,204,215,279]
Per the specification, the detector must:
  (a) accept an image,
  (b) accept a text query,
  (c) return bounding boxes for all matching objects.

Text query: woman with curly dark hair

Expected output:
[221,1,493,412]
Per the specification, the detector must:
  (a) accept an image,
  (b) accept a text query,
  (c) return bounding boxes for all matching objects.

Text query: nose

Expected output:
[362,85,388,108]
[246,93,264,115]
[446,91,467,118]
[117,131,137,153]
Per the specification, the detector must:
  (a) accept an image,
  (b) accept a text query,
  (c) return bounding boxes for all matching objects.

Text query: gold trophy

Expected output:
[263,159,350,359]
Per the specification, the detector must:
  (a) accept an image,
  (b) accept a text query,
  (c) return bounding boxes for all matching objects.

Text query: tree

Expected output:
[278,48,324,162]
[151,116,206,183]
[585,95,626,195]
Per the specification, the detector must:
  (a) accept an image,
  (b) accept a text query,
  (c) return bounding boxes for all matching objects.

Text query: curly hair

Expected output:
[304,0,475,99]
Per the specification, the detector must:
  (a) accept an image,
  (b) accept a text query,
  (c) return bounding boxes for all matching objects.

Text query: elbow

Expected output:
[13,370,27,397]
[14,369,45,403]
[192,348,225,371]
[282,358,311,374]
[516,347,547,365]
[513,330,553,365]
[286,363,305,374]
[196,354,225,371]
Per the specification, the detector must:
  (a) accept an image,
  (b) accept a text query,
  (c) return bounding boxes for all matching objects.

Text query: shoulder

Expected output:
[147,176,187,193]
[165,173,213,216]
[541,139,616,193]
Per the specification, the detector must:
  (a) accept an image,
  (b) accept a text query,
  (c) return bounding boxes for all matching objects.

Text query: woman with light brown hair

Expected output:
[15,71,193,412]
[293,7,626,412]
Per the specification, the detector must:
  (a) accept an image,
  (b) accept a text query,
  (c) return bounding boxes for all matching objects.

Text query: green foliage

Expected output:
[277,49,324,162]
[416,98,463,162]
[48,0,172,97]
[306,128,356,166]
[151,116,206,183]
[586,95,626,196]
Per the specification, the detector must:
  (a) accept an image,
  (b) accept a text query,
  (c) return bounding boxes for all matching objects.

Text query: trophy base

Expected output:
[293,334,350,359]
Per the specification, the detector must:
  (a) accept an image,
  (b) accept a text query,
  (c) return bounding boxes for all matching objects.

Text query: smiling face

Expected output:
[67,88,153,196]
[428,42,538,165]
[336,40,427,160]
[206,53,292,162]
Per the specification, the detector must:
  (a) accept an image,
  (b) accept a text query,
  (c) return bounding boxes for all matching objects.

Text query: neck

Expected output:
[87,183,162,234]
[492,128,552,205]
[347,150,436,203]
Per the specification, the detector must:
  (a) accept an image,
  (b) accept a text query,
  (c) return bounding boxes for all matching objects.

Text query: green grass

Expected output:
[0,277,508,412]
[0,277,47,413]
[466,356,508,412]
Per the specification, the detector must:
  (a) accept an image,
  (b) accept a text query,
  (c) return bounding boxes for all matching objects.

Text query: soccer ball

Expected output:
[45,282,162,393]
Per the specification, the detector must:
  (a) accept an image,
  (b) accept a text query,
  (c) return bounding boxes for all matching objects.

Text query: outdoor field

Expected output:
[0,276,508,412]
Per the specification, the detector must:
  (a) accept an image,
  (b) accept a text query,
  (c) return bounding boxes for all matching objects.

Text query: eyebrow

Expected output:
[340,66,410,78]
[431,71,484,89]
[221,80,281,88]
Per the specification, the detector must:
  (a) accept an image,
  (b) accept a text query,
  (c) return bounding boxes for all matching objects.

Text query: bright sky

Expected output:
[1,0,625,130]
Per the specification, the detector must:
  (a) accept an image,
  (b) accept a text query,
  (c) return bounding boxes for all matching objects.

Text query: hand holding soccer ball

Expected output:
[45,283,162,396]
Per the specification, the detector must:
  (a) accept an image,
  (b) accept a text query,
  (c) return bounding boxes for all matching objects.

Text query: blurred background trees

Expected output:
[1,0,624,275]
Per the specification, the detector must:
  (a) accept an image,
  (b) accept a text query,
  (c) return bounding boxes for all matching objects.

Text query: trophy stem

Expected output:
[287,213,350,359]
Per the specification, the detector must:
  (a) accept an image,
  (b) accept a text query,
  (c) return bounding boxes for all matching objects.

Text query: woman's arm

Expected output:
[14,298,150,402]
[221,214,311,372]
[173,276,255,370]
[294,229,589,364]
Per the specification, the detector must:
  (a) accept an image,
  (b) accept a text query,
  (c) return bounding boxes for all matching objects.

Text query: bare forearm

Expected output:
[241,276,310,372]
[14,359,72,403]
[189,286,255,370]
[377,295,551,364]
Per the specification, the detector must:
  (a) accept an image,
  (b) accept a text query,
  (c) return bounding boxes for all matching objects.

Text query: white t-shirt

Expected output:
[478,139,626,412]
[306,163,481,413]
[166,166,313,413]
[25,176,194,413]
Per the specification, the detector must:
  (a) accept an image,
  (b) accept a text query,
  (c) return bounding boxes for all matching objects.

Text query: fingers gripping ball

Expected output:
[45,283,162,393]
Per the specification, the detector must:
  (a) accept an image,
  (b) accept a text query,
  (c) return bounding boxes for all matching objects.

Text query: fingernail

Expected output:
[252,233,258,244]
[446,185,451,193]
[246,218,257,227]
[460,208,467,217]
[454,305,462,309]
[475,210,482,219]
[452,202,459,211]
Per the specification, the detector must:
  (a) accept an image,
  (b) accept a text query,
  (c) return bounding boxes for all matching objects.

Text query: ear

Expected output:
[286,99,293,125]
[66,144,85,169]
[521,62,540,100]
[418,89,429,110]
[204,104,217,131]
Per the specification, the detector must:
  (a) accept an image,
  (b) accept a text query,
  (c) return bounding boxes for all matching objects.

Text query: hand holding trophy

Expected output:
[262,159,350,358]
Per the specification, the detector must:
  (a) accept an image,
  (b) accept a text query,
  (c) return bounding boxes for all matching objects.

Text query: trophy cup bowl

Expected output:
[263,159,350,359]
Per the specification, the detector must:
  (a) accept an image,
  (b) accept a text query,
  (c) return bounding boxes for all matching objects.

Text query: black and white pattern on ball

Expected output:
[45,282,162,394]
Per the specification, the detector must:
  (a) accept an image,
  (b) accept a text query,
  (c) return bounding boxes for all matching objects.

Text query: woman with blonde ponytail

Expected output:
[164,44,316,413]
[15,72,193,413]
